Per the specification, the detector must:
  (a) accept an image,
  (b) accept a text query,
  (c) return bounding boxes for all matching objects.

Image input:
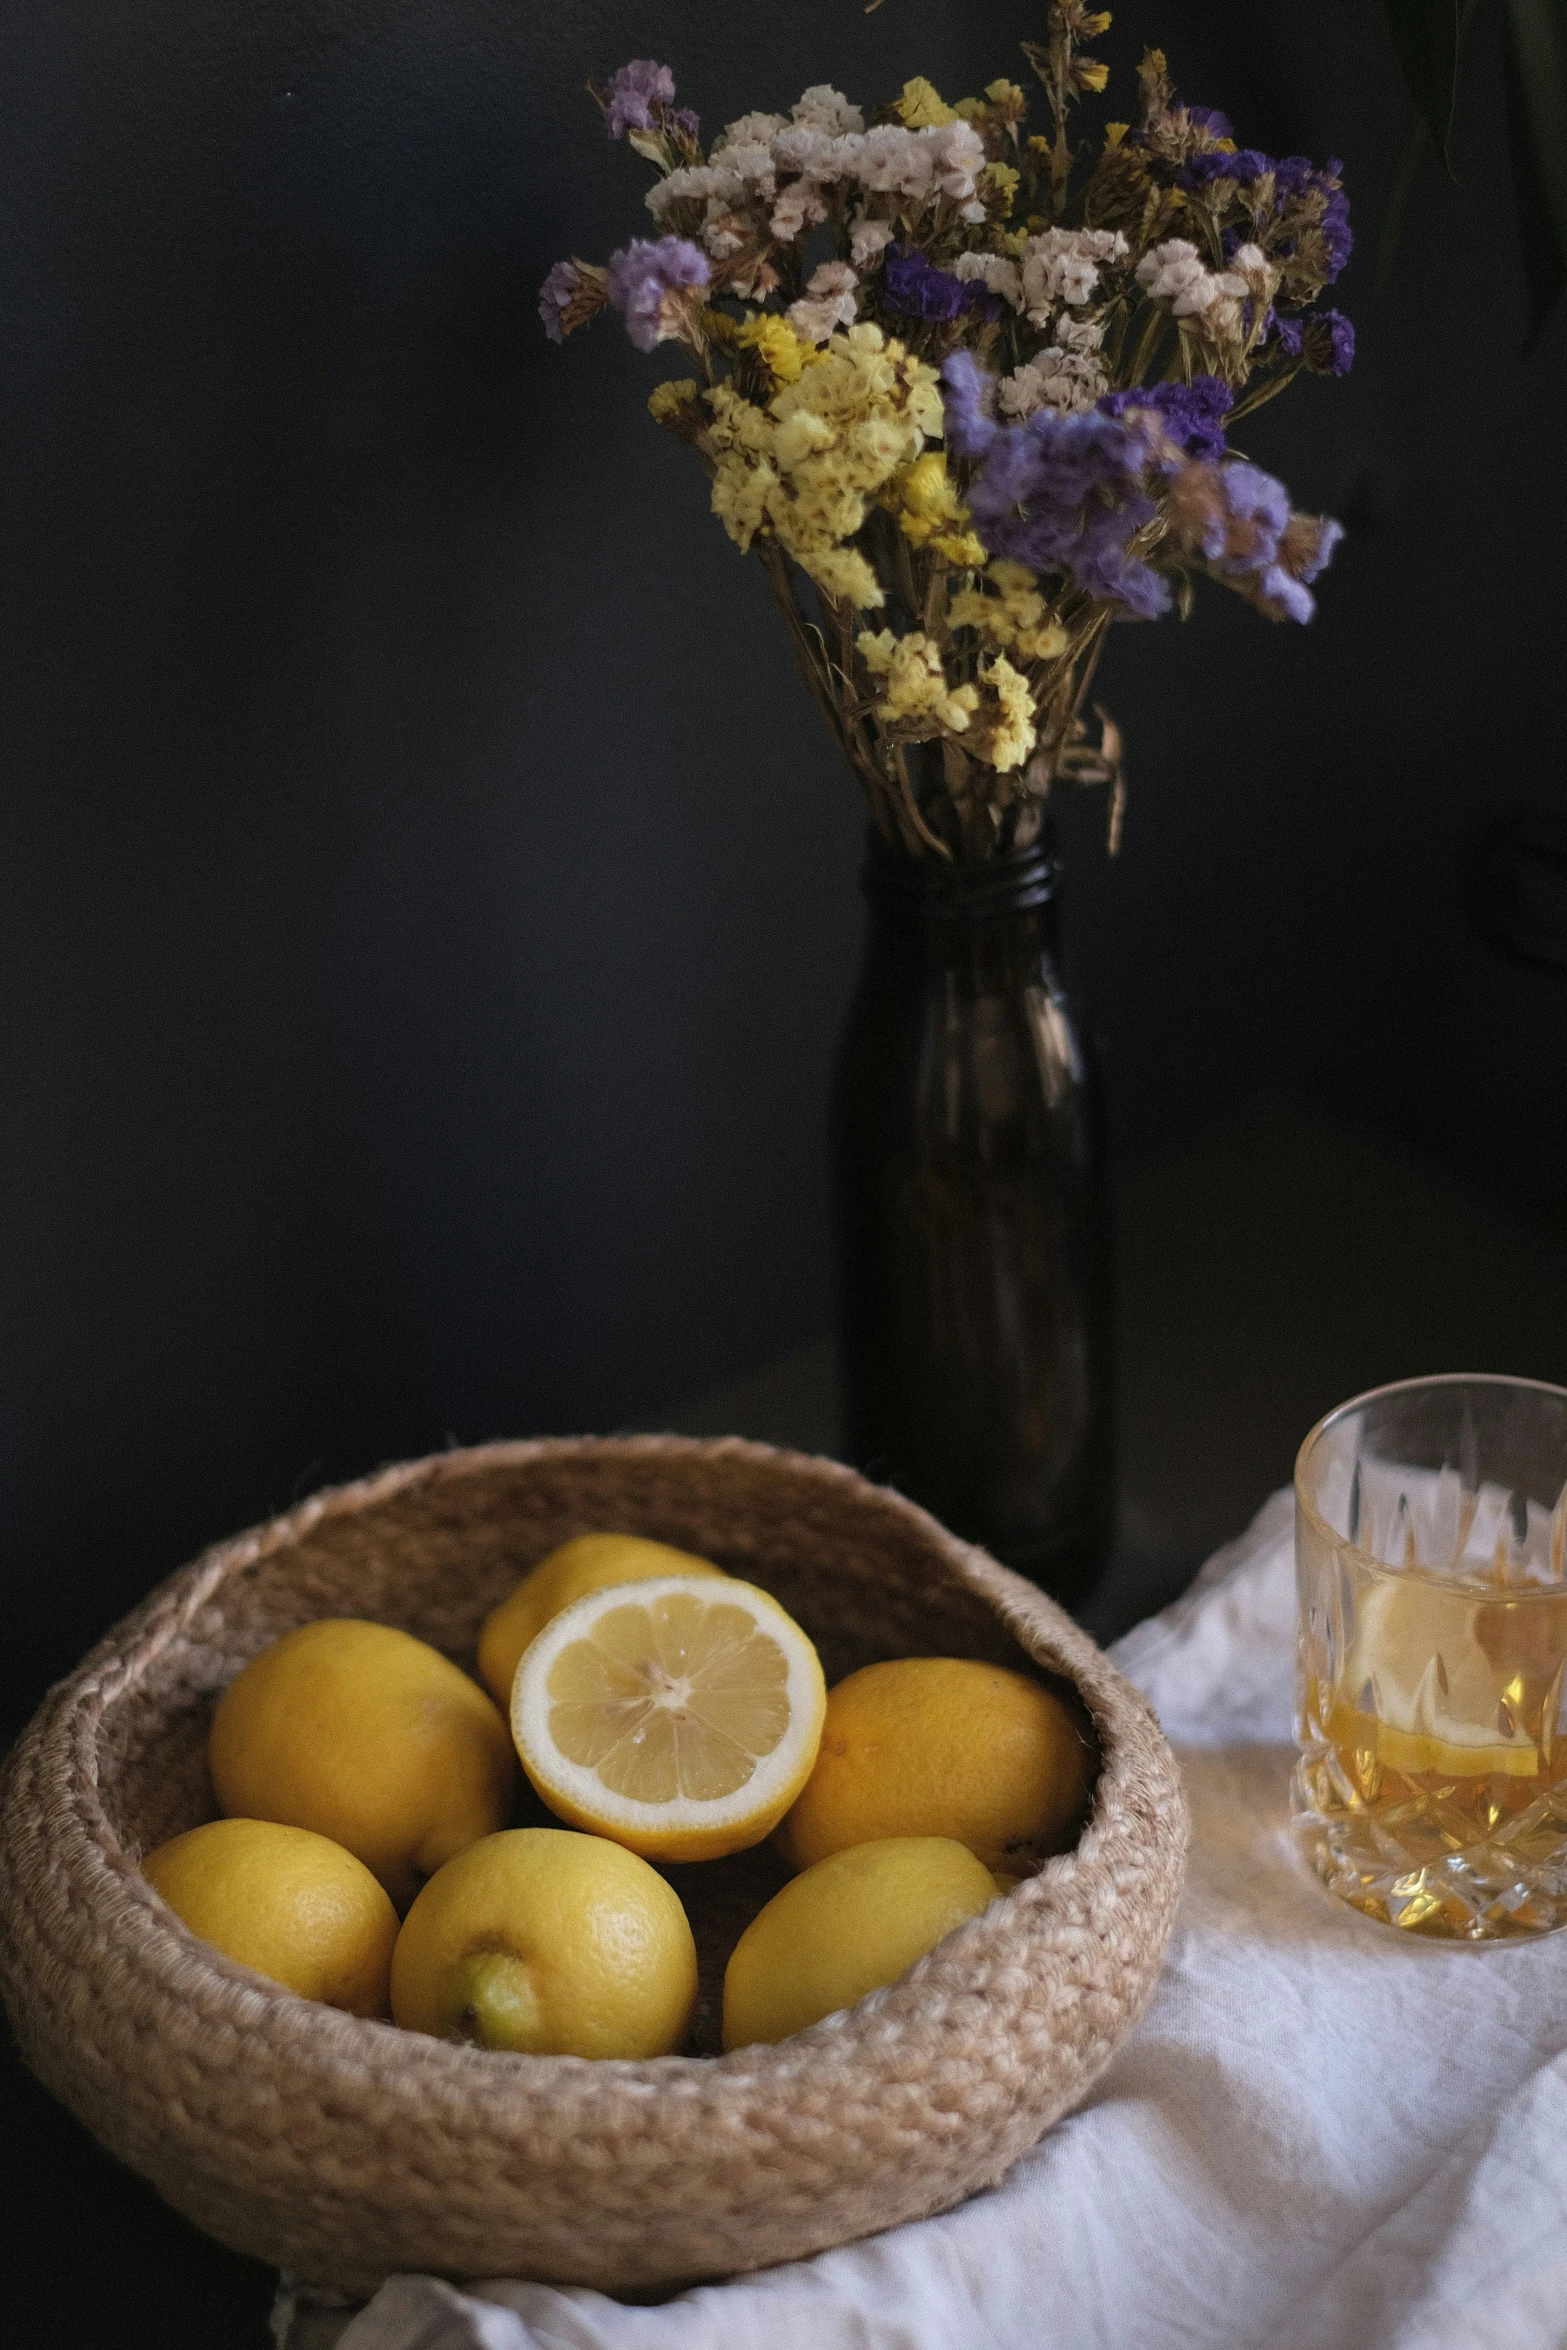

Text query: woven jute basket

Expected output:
[0,1436,1187,2296]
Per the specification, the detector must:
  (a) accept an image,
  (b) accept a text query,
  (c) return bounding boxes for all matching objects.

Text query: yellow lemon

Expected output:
[722,1835,997,2050]
[390,1827,697,2059]
[477,1532,727,1709]
[778,1656,1093,1876]
[511,1573,826,1862]
[142,1818,398,2014]
[210,1619,515,1908]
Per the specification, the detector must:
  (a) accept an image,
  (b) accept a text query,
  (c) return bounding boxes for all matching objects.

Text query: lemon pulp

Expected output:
[512,1574,826,1861]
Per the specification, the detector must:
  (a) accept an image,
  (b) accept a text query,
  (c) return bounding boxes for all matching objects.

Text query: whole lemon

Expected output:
[477,1532,727,1709]
[210,1619,515,1908]
[390,1827,698,2060]
[778,1656,1093,1876]
[142,1818,398,2014]
[722,1835,997,2050]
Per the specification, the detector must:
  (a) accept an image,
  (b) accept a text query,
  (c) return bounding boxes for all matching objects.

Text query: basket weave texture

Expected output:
[0,1436,1187,2296]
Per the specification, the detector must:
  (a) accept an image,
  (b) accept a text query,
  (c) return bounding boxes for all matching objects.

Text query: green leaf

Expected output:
[1381,0,1463,172]
[1506,0,1567,262]
[1504,5,1567,345]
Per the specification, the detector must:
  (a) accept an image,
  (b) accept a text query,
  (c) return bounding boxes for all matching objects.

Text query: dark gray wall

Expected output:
[2,0,1563,1730]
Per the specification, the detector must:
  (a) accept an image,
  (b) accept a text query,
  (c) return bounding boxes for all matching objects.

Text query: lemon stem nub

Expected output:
[447,1950,540,2052]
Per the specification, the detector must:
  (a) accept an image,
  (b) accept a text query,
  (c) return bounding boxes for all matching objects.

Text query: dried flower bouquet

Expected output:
[542,7,1352,861]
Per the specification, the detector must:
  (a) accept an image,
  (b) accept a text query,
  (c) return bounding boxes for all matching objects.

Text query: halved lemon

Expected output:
[511,1574,827,1861]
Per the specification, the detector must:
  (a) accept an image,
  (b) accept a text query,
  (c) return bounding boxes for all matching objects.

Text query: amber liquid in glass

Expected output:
[1296,1507,1567,1939]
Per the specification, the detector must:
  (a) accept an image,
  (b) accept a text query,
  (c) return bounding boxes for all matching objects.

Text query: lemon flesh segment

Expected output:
[512,1575,826,1861]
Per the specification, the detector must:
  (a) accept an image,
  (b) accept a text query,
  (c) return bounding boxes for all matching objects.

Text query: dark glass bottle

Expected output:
[829,824,1114,1608]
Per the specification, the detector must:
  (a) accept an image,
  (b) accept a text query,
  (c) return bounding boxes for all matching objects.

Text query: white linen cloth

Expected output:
[325,1492,1567,2350]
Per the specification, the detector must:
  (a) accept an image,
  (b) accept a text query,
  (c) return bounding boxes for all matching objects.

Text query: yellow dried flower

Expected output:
[986,78,1026,108]
[648,377,700,424]
[898,451,960,525]
[809,548,884,608]
[702,327,941,611]
[735,314,820,386]
[1074,60,1111,94]
[894,77,959,129]
[931,529,988,569]
[949,561,1069,662]
[980,162,1020,216]
[967,654,1037,772]
[1104,122,1130,149]
[857,629,980,735]
[895,452,985,568]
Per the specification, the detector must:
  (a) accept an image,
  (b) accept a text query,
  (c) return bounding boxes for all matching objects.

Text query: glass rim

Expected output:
[1294,1371,1567,1601]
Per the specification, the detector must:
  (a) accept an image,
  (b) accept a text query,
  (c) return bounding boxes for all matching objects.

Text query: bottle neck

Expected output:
[859,823,1062,929]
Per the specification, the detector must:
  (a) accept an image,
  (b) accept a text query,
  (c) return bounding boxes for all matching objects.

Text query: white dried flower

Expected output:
[997,349,1109,418]
[770,180,828,240]
[1053,314,1105,352]
[848,213,895,267]
[1020,227,1128,320]
[926,121,987,201]
[645,165,744,224]
[854,125,934,196]
[791,84,864,136]
[713,111,787,155]
[787,260,859,344]
[702,202,752,260]
[1135,237,1248,320]
[716,141,777,196]
[952,251,1024,310]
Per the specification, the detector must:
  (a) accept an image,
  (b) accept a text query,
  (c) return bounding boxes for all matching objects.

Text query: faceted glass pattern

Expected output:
[1294,1375,1567,1940]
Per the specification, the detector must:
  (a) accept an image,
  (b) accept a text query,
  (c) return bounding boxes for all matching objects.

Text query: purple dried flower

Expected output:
[940,350,1000,460]
[1317,186,1354,281]
[1186,105,1235,141]
[1178,147,1353,283]
[882,245,1001,324]
[1267,308,1305,360]
[1285,513,1344,585]
[1165,458,1339,622]
[539,259,584,344]
[604,59,676,141]
[941,357,1169,615]
[1303,307,1355,375]
[1097,374,1233,462]
[604,236,710,352]
[1179,147,1272,191]
[670,106,701,142]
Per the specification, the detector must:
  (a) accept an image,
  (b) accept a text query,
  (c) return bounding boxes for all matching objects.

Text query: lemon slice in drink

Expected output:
[511,1574,827,1862]
[1346,1576,1543,1782]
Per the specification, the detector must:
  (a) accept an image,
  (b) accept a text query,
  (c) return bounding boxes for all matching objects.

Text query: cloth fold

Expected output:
[325,1494,1567,2350]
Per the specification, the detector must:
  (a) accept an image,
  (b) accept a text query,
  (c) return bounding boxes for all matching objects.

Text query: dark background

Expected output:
[1,0,1563,1721]
[3,0,1563,1741]
[2,3,1566,2338]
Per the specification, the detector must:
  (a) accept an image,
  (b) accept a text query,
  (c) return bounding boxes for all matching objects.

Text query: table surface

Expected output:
[11,1096,1567,2346]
